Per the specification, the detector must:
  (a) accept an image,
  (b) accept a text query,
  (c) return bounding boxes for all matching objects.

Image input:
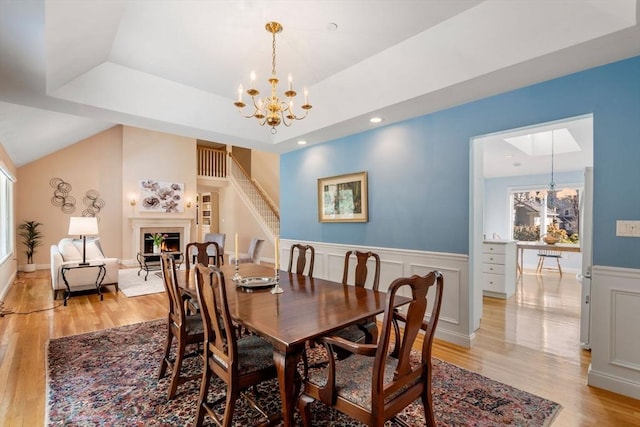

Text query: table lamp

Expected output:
[68,216,99,266]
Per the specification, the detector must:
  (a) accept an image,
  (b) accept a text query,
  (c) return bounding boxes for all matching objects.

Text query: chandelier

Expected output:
[233,22,312,134]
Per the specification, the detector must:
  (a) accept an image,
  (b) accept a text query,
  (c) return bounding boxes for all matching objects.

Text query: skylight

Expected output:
[504,129,580,156]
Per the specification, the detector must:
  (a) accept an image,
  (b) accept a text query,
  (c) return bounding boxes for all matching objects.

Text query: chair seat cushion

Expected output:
[237,334,275,373]
[307,353,420,411]
[184,315,205,335]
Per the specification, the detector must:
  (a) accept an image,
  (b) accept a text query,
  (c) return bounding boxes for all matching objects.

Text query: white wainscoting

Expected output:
[280,239,473,348]
[588,265,640,399]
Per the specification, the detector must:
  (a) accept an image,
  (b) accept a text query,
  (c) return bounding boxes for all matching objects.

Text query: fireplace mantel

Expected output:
[130,217,193,255]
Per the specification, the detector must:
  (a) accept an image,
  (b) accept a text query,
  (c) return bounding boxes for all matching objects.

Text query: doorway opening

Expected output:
[471,114,593,356]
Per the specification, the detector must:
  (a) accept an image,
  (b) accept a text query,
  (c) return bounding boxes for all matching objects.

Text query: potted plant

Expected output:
[151,233,167,253]
[18,220,43,272]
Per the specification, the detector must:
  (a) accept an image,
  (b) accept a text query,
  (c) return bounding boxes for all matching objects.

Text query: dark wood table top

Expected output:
[177,263,404,351]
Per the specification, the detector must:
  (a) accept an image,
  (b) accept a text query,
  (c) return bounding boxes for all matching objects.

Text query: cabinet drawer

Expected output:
[483,273,505,292]
[482,263,505,275]
[482,253,505,265]
[483,243,506,255]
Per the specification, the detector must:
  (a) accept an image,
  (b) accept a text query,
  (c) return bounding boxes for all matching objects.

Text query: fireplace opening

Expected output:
[140,227,183,254]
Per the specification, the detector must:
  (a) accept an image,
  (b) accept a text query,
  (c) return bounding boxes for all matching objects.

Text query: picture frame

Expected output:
[318,171,368,222]
[138,180,185,213]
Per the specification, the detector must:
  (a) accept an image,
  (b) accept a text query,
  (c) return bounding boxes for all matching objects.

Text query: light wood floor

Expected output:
[0,268,638,426]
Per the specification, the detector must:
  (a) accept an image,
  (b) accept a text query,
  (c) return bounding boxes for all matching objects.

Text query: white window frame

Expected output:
[0,162,16,265]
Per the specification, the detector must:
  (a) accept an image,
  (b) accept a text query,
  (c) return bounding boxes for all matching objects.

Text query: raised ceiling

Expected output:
[1,0,638,168]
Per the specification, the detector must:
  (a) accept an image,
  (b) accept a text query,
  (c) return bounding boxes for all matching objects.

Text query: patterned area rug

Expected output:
[117,268,165,297]
[46,320,561,426]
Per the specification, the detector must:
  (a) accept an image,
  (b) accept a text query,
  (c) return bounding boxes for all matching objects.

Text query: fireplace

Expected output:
[140,227,183,254]
[130,218,192,260]
[140,231,182,254]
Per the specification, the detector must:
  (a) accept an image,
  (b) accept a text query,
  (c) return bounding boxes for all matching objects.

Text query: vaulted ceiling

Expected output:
[1,0,639,169]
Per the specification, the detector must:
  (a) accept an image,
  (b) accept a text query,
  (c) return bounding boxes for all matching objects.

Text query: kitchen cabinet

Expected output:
[482,240,517,299]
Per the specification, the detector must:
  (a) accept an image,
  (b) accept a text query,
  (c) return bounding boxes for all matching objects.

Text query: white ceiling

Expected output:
[1,0,638,173]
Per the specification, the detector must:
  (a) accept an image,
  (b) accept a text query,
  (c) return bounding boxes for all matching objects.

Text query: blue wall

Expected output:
[281,56,640,269]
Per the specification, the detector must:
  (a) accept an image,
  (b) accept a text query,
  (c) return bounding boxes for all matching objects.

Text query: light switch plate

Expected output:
[616,220,640,237]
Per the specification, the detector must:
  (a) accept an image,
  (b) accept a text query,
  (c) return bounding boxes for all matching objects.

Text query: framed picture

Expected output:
[138,180,185,213]
[318,171,368,222]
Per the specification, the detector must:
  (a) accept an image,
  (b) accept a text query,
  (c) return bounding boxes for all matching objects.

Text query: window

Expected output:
[0,163,16,264]
[512,187,580,243]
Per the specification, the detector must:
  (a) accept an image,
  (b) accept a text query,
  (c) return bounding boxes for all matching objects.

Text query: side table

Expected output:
[137,251,184,280]
[60,262,107,306]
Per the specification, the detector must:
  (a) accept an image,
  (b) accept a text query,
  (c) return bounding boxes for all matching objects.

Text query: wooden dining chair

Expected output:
[194,264,279,427]
[287,244,315,277]
[157,253,205,400]
[297,271,444,427]
[335,250,381,344]
[183,242,220,313]
[185,241,220,270]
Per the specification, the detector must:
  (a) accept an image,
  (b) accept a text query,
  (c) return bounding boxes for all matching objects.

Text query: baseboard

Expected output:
[588,365,640,400]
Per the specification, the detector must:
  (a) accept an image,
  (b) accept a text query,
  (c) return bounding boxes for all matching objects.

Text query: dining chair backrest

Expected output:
[160,253,184,326]
[288,244,315,277]
[195,264,236,375]
[185,241,220,270]
[158,253,205,400]
[341,250,381,290]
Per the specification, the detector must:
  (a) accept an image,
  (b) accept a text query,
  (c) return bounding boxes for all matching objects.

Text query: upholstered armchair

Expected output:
[50,238,119,299]
[203,233,226,265]
[228,237,264,265]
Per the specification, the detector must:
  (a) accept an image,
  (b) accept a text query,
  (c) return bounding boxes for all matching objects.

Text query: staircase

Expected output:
[197,147,279,238]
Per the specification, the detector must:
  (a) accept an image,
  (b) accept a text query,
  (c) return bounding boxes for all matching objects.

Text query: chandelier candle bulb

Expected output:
[288,74,292,91]
[235,233,238,260]
[237,85,243,102]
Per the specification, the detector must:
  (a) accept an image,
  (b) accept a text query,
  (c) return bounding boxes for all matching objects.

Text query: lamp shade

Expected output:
[68,217,99,236]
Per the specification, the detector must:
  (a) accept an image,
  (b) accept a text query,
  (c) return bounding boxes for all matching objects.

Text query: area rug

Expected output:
[46,320,561,426]
[117,268,165,297]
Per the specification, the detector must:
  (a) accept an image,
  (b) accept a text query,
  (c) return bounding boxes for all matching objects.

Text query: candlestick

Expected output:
[233,258,242,282]
[271,268,283,294]
[271,236,282,294]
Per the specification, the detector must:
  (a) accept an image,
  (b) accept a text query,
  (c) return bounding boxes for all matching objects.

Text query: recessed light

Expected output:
[369,117,383,124]
[326,22,338,32]
[297,140,307,145]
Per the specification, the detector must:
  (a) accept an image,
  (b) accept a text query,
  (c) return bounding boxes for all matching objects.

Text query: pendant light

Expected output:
[547,130,556,209]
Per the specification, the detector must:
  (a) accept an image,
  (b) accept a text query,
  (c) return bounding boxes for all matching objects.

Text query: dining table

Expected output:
[516,241,581,274]
[176,263,410,427]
